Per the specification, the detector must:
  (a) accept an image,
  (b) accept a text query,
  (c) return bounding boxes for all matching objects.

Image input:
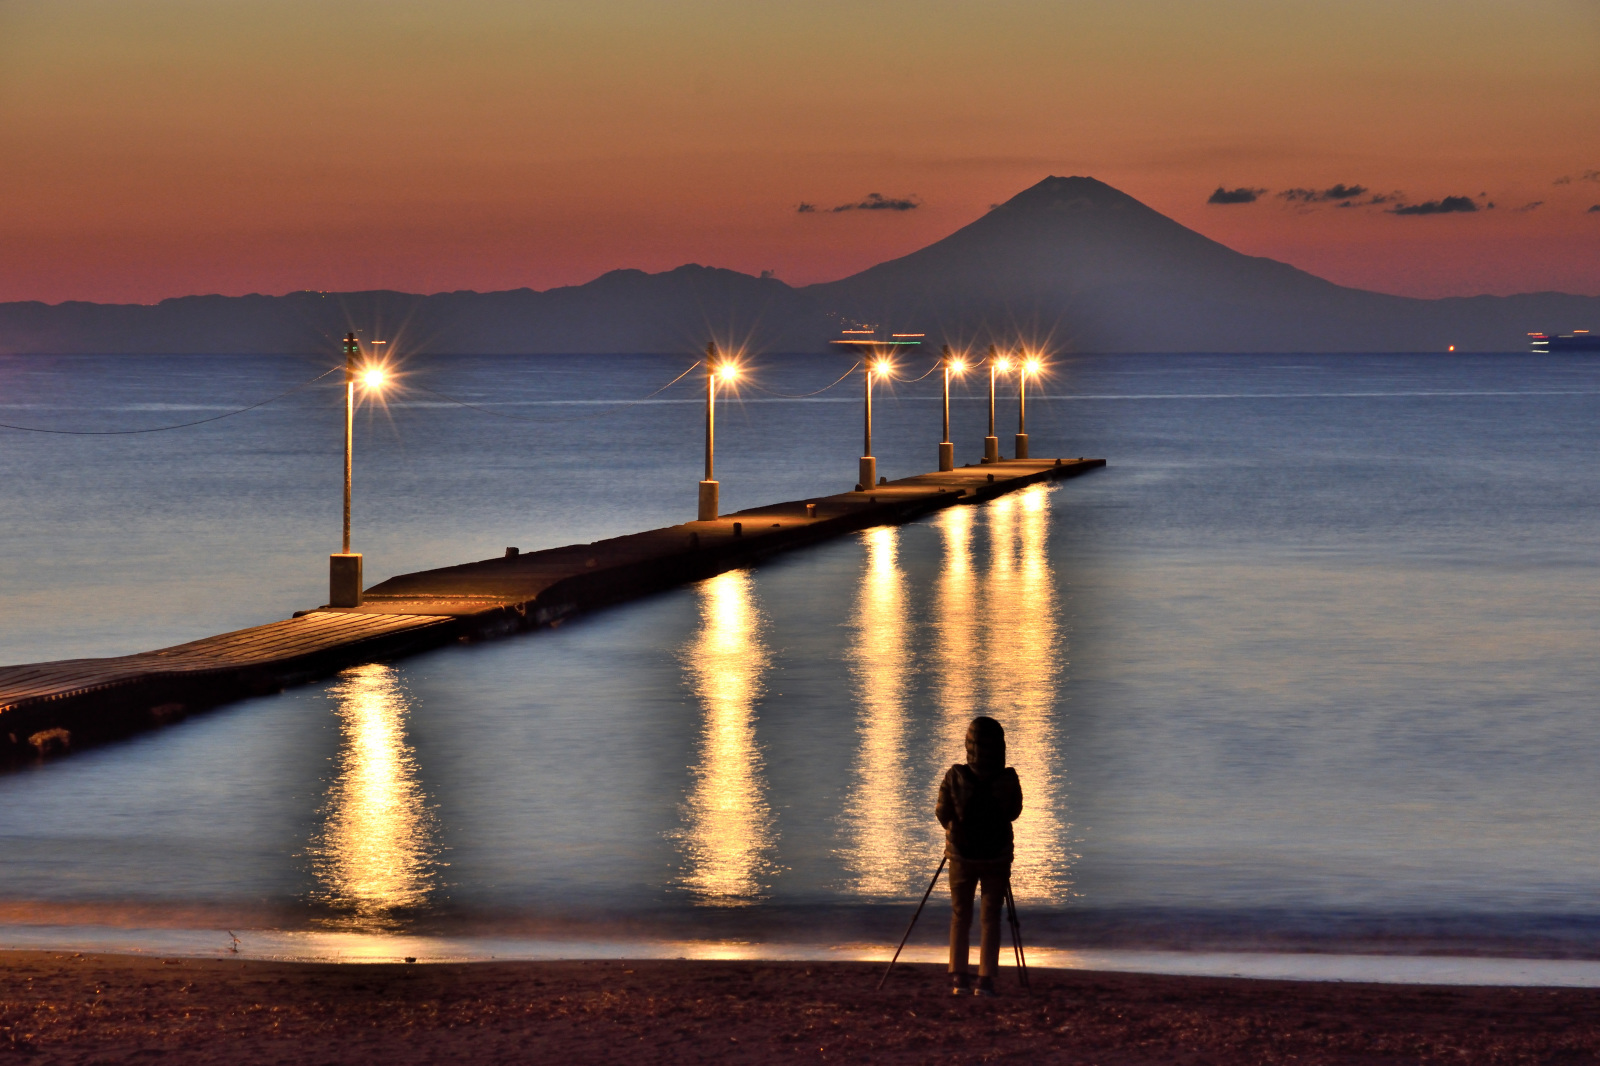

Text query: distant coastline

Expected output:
[3,178,1597,355]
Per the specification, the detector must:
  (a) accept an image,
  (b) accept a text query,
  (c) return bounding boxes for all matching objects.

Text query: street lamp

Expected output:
[330,332,386,608]
[983,346,1005,464]
[1016,355,1041,459]
[939,345,966,472]
[860,354,893,490]
[699,342,738,521]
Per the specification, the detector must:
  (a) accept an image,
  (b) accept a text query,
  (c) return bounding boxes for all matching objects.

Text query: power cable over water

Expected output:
[407,360,704,424]
[0,367,341,435]
[744,361,862,399]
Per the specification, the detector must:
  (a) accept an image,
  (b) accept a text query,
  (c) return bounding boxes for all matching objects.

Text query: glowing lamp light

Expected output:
[996,357,1012,372]
[718,364,739,381]
[949,359,967,374]
[362,367,386,389]
[1024,359,1042,375]
[874,359,893,375]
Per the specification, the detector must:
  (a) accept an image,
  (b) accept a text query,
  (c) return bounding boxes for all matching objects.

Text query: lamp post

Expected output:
[330,333,385,608]
[859,354,892,490]
[1016,356,1039,459]
[983,346,1002,464]
[698,342,739,521]
[939,345,964,472]
[699,342,719,521]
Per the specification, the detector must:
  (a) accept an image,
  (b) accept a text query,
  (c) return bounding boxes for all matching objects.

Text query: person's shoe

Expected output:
[974,976,999,998]
[950,972,971,995]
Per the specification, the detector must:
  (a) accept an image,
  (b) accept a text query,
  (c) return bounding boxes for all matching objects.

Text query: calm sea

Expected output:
[3,350,1600,958]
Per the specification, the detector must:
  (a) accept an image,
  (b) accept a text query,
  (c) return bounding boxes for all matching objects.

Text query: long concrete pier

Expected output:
[0,457,1103,764]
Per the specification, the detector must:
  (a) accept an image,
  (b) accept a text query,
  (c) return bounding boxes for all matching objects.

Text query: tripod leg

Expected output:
[877,855,947,991]
[1005,883,1031,993]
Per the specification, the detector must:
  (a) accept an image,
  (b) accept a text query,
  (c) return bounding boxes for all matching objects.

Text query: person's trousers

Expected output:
[948,858,1010,977]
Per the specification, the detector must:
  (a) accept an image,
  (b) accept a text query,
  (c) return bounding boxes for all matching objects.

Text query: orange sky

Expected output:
[2,0,1597,304]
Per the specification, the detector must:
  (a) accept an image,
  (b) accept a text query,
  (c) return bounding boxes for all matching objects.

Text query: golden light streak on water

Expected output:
[677,570,777,905]
[981,485,1074,901]
[311,663,439,928]
[934,502,980,767]
[840,525,924,896]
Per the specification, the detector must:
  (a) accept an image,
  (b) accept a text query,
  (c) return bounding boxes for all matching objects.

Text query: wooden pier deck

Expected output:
[1,457,1103,763]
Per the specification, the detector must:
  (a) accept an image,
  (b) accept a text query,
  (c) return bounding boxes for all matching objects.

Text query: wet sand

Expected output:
[3,951,1597,1064]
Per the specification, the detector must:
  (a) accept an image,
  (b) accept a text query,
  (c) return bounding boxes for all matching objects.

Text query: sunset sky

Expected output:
[2,0,1596,305]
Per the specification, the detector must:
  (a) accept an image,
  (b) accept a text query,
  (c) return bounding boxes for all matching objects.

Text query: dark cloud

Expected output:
[833,192,920,212]
[800,193,920,213]
[1324,183,1368,200]
[1514,201,1543,213]
[1555,176,1572,185]
[1590,205,1600,213]
[1279,183,1369,203]
[1207,186,1266,204]
[1390,196,1479,216]
[1585,170,1600,183]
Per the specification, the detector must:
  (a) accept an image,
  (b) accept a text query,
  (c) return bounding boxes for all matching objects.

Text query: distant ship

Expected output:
[1530,331,1600,352]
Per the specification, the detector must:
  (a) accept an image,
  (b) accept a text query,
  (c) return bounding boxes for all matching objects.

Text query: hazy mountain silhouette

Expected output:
[2,176,1594,354]
[809,176,1596,351]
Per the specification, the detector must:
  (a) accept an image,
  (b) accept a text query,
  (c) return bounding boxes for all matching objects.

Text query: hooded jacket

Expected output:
[936,716,1024,862]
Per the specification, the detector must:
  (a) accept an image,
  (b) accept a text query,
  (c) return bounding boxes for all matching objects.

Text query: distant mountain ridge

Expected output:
[2,176,1595,354]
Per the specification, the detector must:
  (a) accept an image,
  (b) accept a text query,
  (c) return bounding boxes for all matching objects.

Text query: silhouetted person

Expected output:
[936,715,1023,996]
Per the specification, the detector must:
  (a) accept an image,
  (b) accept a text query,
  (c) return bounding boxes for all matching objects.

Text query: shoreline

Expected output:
[8,927,1600,988]
[4,952,1598,1063]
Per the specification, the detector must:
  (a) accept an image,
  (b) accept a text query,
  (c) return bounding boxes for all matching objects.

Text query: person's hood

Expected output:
[965,716,1006,778]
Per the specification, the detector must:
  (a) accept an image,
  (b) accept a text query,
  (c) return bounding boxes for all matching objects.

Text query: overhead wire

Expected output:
[0,350,934,437]
[0,367,341,435]
[744,361,862,399]
[405,359,703,424]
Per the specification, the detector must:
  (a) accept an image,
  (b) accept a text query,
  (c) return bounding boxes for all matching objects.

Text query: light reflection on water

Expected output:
[675,570,777,905]
[837,494,1075,901]
[839,525,927,897]
[309,664,440,928]
[983,488,1074,900]
[934,503,980,751]
[13,353,1600,953]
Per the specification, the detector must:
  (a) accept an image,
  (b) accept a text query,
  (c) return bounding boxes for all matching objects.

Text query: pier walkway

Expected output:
[1,457,1103,762]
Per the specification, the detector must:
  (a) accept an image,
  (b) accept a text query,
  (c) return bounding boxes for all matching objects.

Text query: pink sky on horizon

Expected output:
[2,0,1597,306]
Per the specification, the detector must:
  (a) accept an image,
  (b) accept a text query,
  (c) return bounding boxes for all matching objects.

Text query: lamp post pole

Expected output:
[698,341,720,521]
[939,345,955,472]
[983,345,1000,464]
[1015,359,1030,460]
[859,357,876,490]
[331,332,363,608]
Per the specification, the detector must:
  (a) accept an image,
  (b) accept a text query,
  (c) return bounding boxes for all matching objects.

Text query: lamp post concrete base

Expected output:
[329,553,363,608]
[1014,432,1029,460]
[983,436,1000,463]
[858,456,876,491]
[698,479,719,521]
[939,442,954,471]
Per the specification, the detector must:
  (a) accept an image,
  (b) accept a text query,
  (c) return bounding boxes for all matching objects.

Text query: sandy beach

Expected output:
[3,951,1597,1064]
